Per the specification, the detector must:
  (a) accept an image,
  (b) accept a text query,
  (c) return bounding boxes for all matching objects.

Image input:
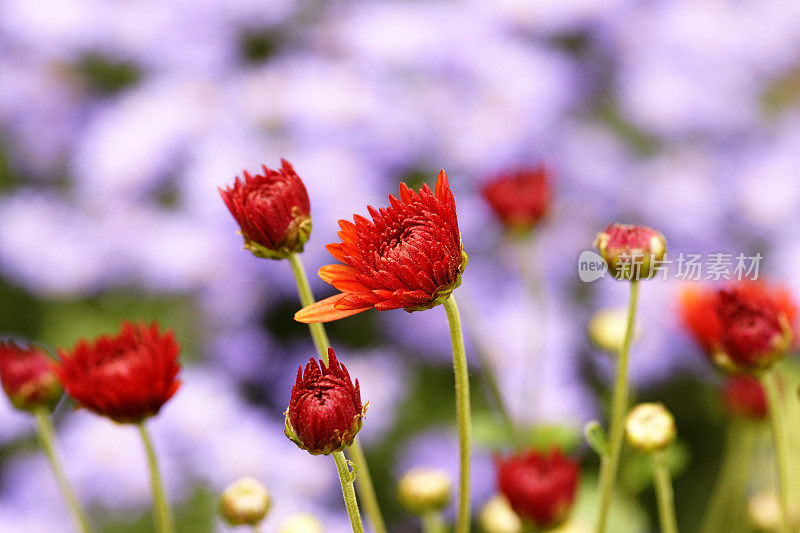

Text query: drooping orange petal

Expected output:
[295,295,369,323]
[319,265,370,292]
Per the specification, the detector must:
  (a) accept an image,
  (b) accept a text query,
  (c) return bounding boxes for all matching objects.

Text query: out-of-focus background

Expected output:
[1,0,800,531]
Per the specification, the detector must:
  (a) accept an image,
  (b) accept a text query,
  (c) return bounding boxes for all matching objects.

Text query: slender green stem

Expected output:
[443,295,472,533]
[699,423,738,533]
[762,370,790,533]
[421,512,446,533]
[333,451,365,533]
[725,423,756,532]
[595,279,640,533]
[287,252,388,533]
[34,408,92,533]
[288,253,330,356]
[652,451,679,533]
[138,422,174,533]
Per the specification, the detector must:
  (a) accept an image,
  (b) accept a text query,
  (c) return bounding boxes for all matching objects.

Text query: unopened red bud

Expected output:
[481,165,550,235]
[594,223,666,281]
[0,342,62,412]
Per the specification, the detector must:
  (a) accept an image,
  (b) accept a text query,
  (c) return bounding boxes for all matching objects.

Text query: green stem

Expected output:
[443,295,472,533]
[652,451,679,533]
[287,252,388,533]
[34,409,93,533]
[421,512,446,533]
[595,279,640,533]
[288,253,331,356]
[725,423,756,532]
[333,451,365,533]
[138,422,175,533]
[762,370,791,533]
[699,423,739,533]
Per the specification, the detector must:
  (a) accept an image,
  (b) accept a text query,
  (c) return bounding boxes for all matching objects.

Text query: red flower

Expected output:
[496,449,580,529]
[722,375,768,420]
[481,165,550,234]
[717,289,791,370]
[594,223,667,280]
[56,322,181,424]
[219,159,312,260]
[295,170,467,323]
[284,348,367,455]
[0,342,62,412]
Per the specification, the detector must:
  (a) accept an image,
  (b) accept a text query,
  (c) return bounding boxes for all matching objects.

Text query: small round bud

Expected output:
[625,403,676,452]
[722,375,768,420]
[481,165,550,235]
[594,223,666,281]
[748,491,799,532]
[588,308,638,354]
[478,495,523,533]
[0,342,63,413]
[279,513,324,533]
[218,476,271,527]
[397,467,452,516]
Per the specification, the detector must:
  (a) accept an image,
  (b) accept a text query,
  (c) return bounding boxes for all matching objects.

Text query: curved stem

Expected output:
[287,252,387,533]
[595,279,640,533]
[652,451,679,533]
[421,512,446,533]
[762,370,790,533]
[444,295,472,533]
[34,409,93,533]
[138,422,175,533]
[333,451,365,533]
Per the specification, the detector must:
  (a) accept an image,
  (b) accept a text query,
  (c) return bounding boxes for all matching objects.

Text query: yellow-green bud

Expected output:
[218,476,271,527]
[279,513,324,533]
[588,308,638,354]
[478,495,523,533]
[397,468,452,516]
[625,403,676,452]
[748,491,799,532]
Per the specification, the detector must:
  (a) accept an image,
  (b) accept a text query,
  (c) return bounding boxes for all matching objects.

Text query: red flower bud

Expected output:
[284,348,367,455]
[295,170,467,323]
[495,449,580,530]
[717,289,791,371]
[722,375,768,420]
[0,342,63,412]
[56,322,181,424]
[481,165,550,234]
[220,159,312,260]
[594,223,666,281]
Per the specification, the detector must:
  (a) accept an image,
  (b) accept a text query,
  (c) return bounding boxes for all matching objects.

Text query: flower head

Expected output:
[295,170,467,323]
[0,342,62,412]
[56,322,181,424]
[594,223,666,281]
[717,289,792,371]
[722,375,768,420]
[481,165,550,234]
[280,514,324,533]
[219,159,312,260]
[397,468,452,516]
[219,476,271,527]
[479,495,523,533]
[495,449,580,529]
[625,403,676,452]
[284,348,367,455]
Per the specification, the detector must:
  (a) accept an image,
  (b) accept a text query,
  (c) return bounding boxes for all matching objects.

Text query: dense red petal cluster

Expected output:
[481,165,550,233]
[722,375,768,420]
[717,289,790,370]
[56,322,181,424]
[285,348,366,455]
[0,342,62,412]
[678,282,797,362]
[219,159,312,259]
[295,170,467,323]
[594,223,666,280]
[496,449,580,529]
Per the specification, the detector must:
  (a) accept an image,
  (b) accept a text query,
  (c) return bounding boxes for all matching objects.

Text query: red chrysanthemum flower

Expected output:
[0,342,63,412]
[295,170,467,323]
[481,165,550,234]
[284,348,367,455]
[219,159,312,260]
[722,375,768,420]
[56,322,181,424]
[717,289,791,371]
[678,282,798,363]
[496,449,580,529]
[594,223,667,281]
